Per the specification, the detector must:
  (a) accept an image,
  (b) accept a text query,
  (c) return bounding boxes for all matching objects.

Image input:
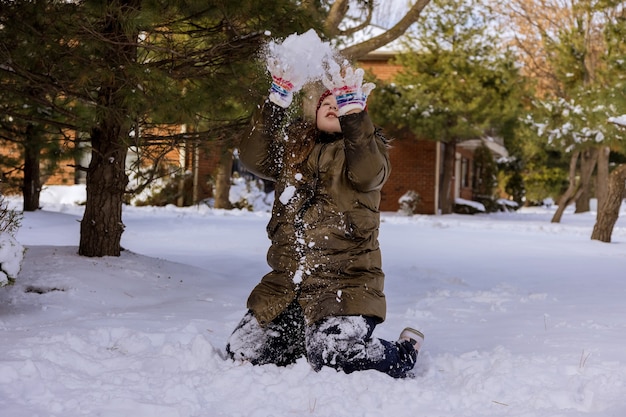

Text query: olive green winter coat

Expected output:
[239,101,391,326]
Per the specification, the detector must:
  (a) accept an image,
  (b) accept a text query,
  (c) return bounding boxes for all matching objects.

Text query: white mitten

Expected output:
[266,56,306,108]
[322,61,376,115]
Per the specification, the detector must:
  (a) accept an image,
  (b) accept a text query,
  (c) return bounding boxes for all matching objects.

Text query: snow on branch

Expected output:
[608,115,626,128]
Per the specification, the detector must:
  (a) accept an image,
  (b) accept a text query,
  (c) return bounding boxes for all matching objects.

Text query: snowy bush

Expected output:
[0,234,24,287]
[497,198,519,212]
[127,163,274,211]
[454,198,486,214]
[0,195,24,287]
[228,176,273,212]
[455,197,520,214]
[398,190,421,216]
[128,168,189,207]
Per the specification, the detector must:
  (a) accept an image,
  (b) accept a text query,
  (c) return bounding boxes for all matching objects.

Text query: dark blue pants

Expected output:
[226,302,417,378]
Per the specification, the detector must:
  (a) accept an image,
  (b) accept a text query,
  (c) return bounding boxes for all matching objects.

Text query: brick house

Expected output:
[358,50,508,214]
[22,49,507,214]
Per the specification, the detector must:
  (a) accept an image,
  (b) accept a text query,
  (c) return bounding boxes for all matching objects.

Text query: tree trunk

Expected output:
[22,124,42,212]
[213,147,233,209]
[591,164,626,242]
[574,147,598,213]
[78,0,138,257]
[439,140,456,214]
[551,150,581,223]
[79,124,128,256]
[595,145,610,215]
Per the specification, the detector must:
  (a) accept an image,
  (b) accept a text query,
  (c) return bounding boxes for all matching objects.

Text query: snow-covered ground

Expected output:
[2,185,626,417]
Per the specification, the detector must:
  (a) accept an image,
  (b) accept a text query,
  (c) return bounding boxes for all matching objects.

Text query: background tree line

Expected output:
[368,0,625,240]
[0,0,431,257]
[493,0,626,240]
[1,0,625,257]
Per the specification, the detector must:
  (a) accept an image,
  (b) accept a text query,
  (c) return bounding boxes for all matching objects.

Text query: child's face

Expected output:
[316,95,342,133]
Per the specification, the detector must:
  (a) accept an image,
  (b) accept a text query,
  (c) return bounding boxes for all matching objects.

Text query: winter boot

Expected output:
[399,327,424,351]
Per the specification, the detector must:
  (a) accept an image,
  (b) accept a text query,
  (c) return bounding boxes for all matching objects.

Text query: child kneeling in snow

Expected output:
[226,46,423,378]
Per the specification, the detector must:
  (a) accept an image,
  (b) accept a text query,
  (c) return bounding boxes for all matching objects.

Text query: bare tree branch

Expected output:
[339,0,431,60]
[324,0,351,37]
[334,1,375,37]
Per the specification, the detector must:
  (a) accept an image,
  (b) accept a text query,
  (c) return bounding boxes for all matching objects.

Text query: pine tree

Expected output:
[0,0,322,256]
[371,0,524,213]
[0,1,83,211]
[472,142,499,211]
[498,0,626,221]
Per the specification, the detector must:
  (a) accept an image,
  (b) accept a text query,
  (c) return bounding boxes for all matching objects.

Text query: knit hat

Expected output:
[316,90,333,112]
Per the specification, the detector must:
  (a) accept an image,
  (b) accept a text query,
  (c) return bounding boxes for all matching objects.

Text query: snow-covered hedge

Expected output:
[454,198,486,214]
[0,233,24,287]
[0,196,24,287]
